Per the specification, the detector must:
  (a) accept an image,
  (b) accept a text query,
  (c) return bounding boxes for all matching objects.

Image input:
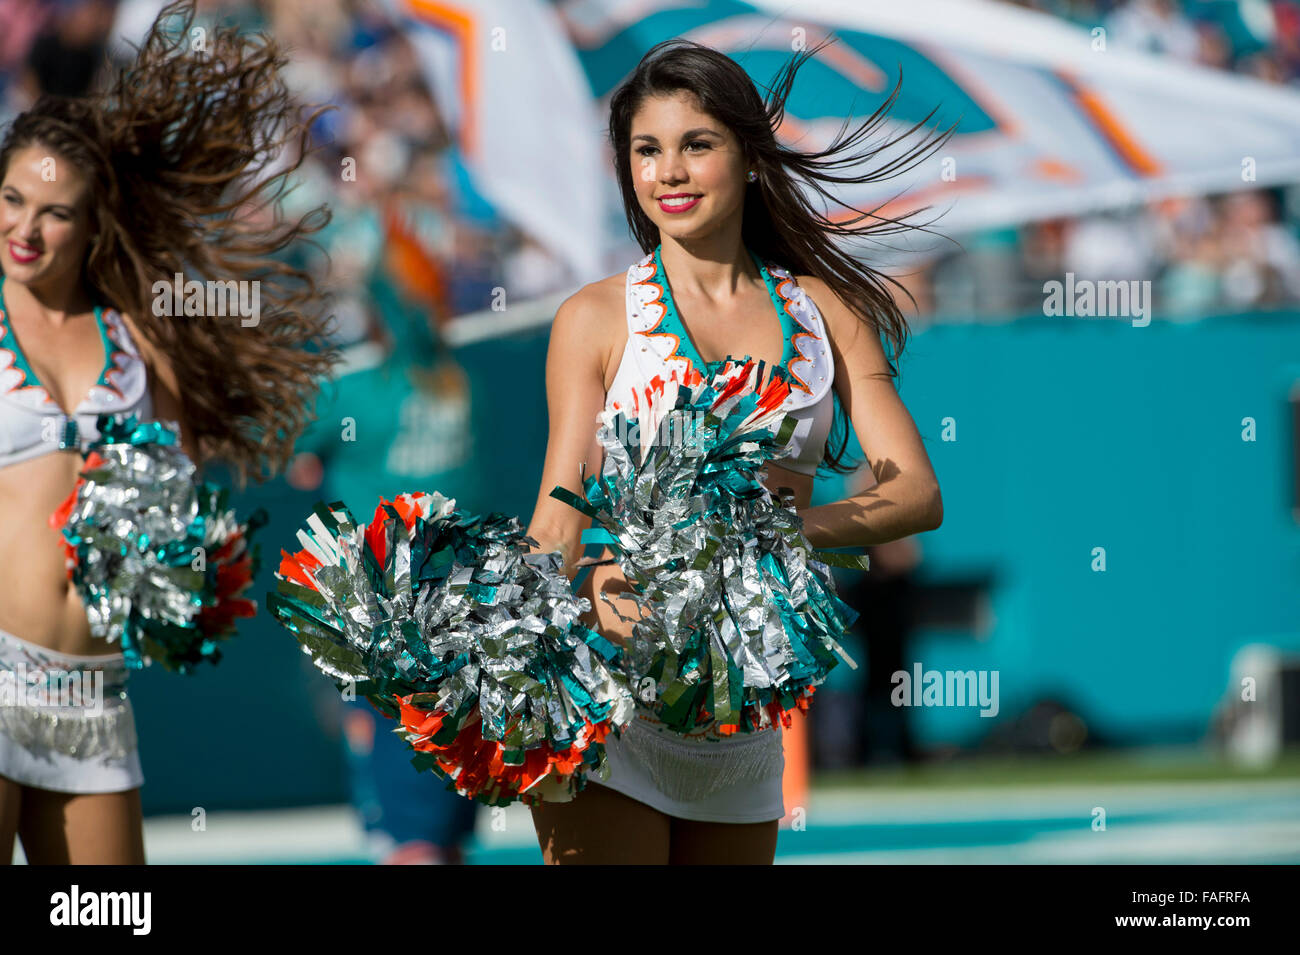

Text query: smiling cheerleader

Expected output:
[0,0,336,864]
[523,38,949,865]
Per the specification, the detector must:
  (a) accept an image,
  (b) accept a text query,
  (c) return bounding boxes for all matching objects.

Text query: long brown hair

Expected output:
[0,0,339,485]
[608,37,955,474]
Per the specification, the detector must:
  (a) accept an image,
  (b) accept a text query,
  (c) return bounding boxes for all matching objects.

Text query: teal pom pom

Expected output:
[553,357,864,735]
[53,413,264,673]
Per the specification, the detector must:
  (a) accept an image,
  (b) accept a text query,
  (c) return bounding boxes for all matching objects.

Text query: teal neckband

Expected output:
[651,244,797,371]
[0,275,113,397]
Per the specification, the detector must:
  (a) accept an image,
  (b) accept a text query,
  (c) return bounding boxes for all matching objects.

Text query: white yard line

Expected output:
[12,778,1293,864]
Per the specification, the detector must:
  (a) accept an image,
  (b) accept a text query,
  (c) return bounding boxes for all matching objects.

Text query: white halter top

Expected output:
[605,245,835,476]
[0,276,153,467]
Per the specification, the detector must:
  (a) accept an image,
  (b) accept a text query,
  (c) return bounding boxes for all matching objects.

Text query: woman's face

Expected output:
[0,144,95,291]
[628,90,748,244]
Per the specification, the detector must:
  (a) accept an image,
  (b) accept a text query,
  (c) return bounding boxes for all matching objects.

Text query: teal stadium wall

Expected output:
[130,310,1300,814]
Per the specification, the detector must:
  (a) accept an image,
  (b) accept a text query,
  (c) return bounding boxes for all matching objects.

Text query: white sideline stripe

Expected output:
[443,293,566,347]
[142,805,364,864]
[1018,819,1300,863]
[799,778,1300,823]
[778,819,1300,865]
[12,779,1290,864]
[136,802,539,864]
[132,779,1300,863]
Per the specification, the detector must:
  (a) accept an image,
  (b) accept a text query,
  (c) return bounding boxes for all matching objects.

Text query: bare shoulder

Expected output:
[550,270,627,370]
[555,271,624,327]
[114,308,193,449]
[116,307,176,387]
[794,272,893,379]
[114,310,174,381]
[793,273,865,347]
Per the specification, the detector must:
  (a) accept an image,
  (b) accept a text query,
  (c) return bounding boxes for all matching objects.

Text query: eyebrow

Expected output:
[631,128,723,143]
[0,186,75,212]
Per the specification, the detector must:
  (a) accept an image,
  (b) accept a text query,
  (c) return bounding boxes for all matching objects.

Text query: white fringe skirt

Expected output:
[0,628,144,794]
[590,708,786,823]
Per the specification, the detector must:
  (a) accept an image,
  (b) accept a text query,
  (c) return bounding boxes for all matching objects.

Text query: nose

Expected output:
[657,148,689,187]
[5,208,38,241]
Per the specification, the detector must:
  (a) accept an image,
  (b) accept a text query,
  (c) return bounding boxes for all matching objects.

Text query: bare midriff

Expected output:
[0,450,107,657]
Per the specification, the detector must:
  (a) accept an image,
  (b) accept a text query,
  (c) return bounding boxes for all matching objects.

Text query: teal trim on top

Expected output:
[0,275,115,399]
[651,244,797,373]
[0,275,42,387]
[92,300,114,385]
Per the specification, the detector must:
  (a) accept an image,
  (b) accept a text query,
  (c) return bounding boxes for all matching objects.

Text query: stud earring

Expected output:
[746,169,758,183]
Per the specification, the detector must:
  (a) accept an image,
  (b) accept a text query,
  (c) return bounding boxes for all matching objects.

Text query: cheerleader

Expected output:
[524,38,947,864]
[0,1,334,864]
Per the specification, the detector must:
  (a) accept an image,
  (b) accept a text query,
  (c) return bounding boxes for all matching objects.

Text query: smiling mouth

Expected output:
[8,241,41,261]
[657,194,701,211]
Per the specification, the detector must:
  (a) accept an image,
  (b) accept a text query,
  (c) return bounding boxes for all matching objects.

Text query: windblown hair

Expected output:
[608,37,955,474]
[0,0,339,485]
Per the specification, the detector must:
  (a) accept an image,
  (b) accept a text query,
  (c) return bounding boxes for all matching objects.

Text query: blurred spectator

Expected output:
[4,0,1294,326]
[1194,17,1235,69]
[1105,0,1202,60]
[928,227,1020,323]
[0,0,51,79]
[1021,217,1071,293]
[22,0,118,98]
[504,231,573,303]
[1276,1,1300,81]
[287,222,486,865]
[0,0,1295,837]
[1216,189,1300,305]
[1152,195,1222,316]
[813,530,924,769]
[1062,211,1160,282]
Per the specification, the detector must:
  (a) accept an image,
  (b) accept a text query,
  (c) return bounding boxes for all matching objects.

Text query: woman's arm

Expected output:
[523,285,614,581]
[796,276,943,549]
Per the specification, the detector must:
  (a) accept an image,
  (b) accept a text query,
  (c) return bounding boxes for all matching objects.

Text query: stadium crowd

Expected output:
[0,0,1295,327]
